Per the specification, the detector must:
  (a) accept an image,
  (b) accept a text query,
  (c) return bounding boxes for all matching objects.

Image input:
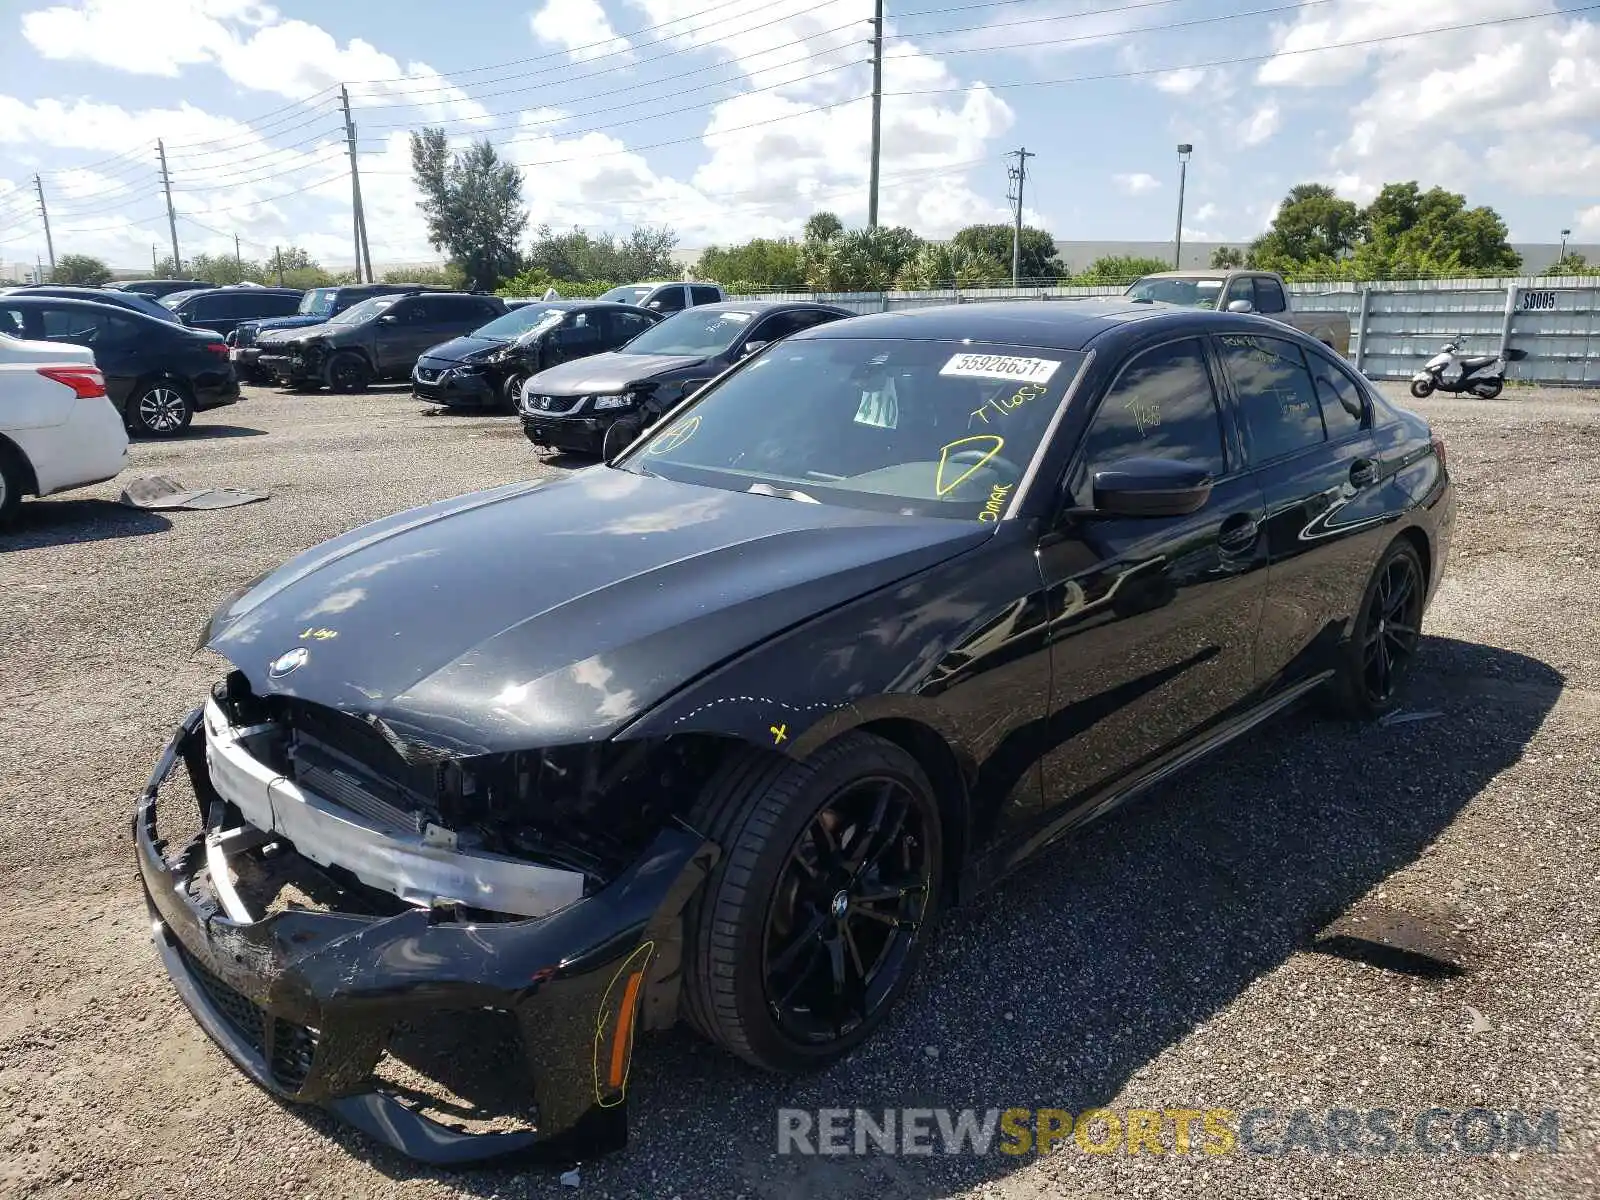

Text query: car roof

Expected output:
[681,300,849,316]
[2,295,172,321]
[798,299,1306,352]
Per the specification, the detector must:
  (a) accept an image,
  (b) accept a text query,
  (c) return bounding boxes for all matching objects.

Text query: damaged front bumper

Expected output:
[134,706,716,1166]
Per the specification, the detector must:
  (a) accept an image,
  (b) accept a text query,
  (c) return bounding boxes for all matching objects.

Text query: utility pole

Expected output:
[340,85,374,283]
[1173,143,1193,269]
[1005,148,1034,287]
[151,244,158,276]
[274,245,284,286]
[234,232,242,272]
[34,175,56,275]
[866,0,885,228]
[157,140,181,276]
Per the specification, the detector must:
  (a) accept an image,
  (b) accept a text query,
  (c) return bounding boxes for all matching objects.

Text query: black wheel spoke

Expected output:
[767,910,828,976]
[808,820,843,872]
[842,783,894,876]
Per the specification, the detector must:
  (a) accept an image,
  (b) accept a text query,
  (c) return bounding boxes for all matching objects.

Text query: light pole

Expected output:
[1173,144,1193,269]
[1559,227,1571,264]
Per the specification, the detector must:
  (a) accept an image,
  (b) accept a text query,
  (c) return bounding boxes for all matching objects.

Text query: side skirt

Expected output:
[963,670,1333,899]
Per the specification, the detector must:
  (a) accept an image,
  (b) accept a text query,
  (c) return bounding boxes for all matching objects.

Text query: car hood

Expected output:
[202,469,989,757]
[419,334,505,365]
[259,319,342,345]
[529,351,709,393]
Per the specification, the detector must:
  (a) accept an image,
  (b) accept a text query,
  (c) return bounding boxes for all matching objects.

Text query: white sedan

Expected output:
[0,331,129,525]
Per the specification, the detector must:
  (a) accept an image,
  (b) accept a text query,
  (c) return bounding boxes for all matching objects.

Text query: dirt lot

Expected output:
[1,383,1597,1199]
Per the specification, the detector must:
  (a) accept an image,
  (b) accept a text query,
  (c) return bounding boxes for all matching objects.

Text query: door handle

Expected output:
[1350,457,1379,488]
[1217,514,1259,554]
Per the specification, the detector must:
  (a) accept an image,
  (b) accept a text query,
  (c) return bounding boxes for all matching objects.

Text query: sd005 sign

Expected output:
[1520,290,1558,311]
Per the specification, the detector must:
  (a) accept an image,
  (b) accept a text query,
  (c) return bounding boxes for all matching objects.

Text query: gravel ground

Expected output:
[1,382,1596,1199]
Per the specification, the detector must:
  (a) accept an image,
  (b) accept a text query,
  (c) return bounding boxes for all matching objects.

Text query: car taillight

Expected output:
[1431,434,1447,470]
[203,342,229,356]
[38,365,107,398]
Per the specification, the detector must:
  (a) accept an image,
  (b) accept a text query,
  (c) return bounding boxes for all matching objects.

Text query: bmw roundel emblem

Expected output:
[269,646,310,678]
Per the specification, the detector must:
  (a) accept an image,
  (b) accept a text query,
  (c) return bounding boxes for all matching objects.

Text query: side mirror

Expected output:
[646,300,662,310]
[1087,457,1213,517]
[1226,299,1254,314]
[740,339,769,358]
[378,314,398,325]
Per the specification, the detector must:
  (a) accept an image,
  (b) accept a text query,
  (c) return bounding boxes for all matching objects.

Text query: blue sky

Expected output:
[1,0,1596,272]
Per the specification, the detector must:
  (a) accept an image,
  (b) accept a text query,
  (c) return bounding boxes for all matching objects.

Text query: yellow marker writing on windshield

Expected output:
[647,414,701,455]
[935,435,1005,496]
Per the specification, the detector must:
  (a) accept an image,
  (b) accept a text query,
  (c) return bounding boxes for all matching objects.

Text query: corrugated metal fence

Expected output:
[732,277,1600,386]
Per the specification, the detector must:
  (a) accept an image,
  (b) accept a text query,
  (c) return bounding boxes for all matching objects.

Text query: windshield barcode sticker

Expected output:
[940,353,1062,384]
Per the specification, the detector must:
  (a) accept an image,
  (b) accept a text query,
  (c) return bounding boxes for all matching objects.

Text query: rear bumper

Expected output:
[195,375,241,412]
[134,707,716,1166]
[16,397,128,496]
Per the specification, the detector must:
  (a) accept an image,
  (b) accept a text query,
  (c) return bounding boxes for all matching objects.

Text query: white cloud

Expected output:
[529,0,632,62]
[1254,0,1600,196]
[1240,102,1280,146]
[1193,202,1218,223]
[1113,172,1160,195]
[1154,67,1207,95]
[1576,204,1600,238]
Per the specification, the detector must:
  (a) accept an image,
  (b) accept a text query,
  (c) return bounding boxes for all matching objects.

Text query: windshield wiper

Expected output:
[746,482,820,504]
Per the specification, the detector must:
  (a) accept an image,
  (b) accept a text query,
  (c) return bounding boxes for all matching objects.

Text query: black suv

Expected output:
[163,286,304,341]
[229,283,455,381]
[257,292,509,392]
[0,295,239,436]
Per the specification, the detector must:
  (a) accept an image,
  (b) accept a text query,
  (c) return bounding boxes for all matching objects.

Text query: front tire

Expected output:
[1409,377,1435,399]
[325,352,371,393]
[1326,539,1427,720]
[682,733,943,1073]
[500,371,529,412]
[128,380,194,437]
[602,417,641,459]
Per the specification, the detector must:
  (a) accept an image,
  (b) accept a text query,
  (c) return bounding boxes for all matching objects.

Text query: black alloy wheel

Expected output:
[761,775,933,1047]
[1362,547,1425,706]
[682,732,944,1072]
[326,352,371,393]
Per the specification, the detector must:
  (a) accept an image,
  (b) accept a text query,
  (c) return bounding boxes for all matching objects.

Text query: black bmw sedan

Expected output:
[133,301,1452,1164]
[412,300,661,410]
[519,299,852,457]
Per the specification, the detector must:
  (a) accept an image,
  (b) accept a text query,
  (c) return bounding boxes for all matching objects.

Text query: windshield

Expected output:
[618,337,1087,519]
[600,285,652,305]
[472,306,565,341]
[329,296,397,325]
[1124,276,1224,308]
[299,288,335,316]
[620,308,755,357]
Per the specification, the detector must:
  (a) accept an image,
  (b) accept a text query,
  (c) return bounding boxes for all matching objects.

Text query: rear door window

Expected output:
[1216,333,1326,463]
[651,286,686,312]
[690,285,722,305]
[40,307,110,346]
[1308,355,1369,439]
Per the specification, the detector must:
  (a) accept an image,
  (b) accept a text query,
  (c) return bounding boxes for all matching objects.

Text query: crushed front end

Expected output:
[134,683,718,1166]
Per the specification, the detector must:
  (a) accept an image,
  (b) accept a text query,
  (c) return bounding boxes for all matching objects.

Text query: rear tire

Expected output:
[1409,378,1435,399]
[1325,539,1427,721]
[325,352,371,393]
[127,380,194,437]
[1473,379,1503,400]
[682,733,943,1074]
[0,441,27,527]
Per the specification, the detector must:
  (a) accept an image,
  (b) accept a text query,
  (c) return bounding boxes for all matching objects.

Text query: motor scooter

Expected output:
[1409,335,1525,399]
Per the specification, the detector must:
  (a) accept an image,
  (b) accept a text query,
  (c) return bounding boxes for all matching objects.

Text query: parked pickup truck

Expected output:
[1124,270,1351,355]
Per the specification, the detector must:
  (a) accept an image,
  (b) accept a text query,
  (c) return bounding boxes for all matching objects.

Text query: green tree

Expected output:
[948,224,1062,282]
[1210,245,1246,269]
[1547,252,1599,278]
[1071,255,1173,284]
[803,211,844,242]
[802,225,923,291]
[1351,182,1521,278]
[411,127,529,290]
[382,263,467,288]
[50,254,113,286]
[523,224,679,285]
[183,253,264,286]
[895,242,1009,289]
[1249,184,1363,275]
[695,238,804,290]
